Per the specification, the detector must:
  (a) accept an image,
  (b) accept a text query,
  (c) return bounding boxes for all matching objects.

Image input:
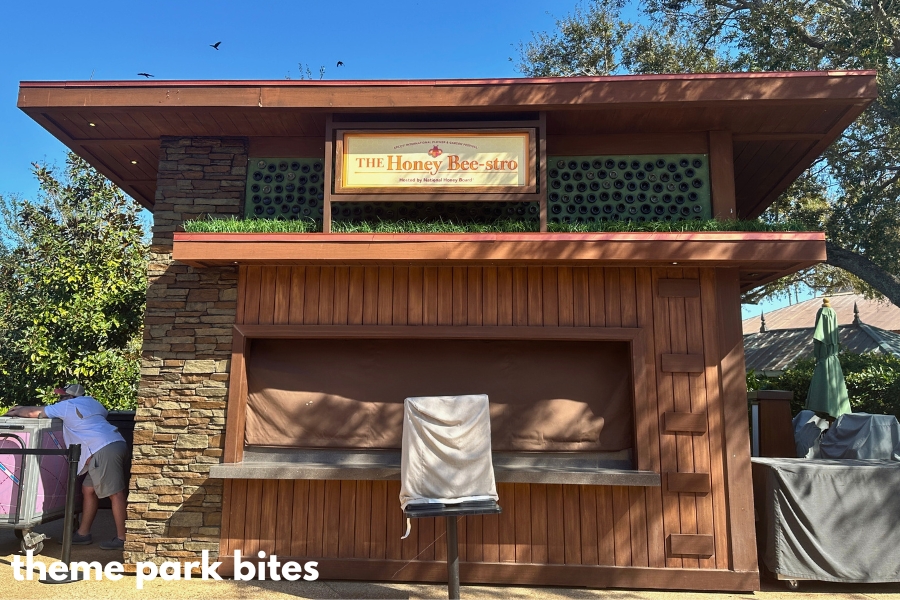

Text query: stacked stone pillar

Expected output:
[124,137,247,564]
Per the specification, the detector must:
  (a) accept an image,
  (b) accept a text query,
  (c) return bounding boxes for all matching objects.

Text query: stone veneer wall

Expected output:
[125,137,247,564]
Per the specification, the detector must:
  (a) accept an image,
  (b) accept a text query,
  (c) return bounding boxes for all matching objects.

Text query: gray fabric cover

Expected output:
[400,395,498,509]
[818,413,900,460]
[792,410,829,459]
[754,457,900,583]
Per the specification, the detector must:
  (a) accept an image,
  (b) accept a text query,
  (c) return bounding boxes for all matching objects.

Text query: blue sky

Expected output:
[1,0,563,202]
[1,0,806,317]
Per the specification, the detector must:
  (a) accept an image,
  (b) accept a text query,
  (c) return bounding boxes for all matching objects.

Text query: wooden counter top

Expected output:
[209,448,661,487]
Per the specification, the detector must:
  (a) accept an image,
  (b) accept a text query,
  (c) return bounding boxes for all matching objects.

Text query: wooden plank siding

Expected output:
[218,265,752,583]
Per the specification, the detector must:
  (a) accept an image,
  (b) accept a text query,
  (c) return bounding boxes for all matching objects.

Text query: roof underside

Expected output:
[18,71,877,214]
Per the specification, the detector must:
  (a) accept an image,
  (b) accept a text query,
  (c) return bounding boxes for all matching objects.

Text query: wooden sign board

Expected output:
[334,129,537,196]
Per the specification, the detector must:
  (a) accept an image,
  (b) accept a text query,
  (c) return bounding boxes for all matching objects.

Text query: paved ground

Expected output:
[2,511,899,599]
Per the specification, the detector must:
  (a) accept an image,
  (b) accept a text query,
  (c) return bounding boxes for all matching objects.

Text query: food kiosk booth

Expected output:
[17,70,876,591]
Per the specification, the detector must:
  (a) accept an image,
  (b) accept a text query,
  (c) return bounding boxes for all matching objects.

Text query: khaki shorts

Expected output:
[82,441,127,499]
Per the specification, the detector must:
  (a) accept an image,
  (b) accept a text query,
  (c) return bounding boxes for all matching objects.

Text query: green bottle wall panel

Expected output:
[547,155,711,223]
[245,158,326,220]
[243,154,712,224]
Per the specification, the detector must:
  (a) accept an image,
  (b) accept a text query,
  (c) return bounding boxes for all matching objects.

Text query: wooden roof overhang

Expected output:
[19,71,876,217]
[172,231,826,292]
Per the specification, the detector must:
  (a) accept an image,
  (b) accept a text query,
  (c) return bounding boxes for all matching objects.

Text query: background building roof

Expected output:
[745,322,900,375]
[743,293,900,334]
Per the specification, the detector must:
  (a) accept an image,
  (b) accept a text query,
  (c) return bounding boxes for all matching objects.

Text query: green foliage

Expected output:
[0,153,148,409]
[548,218,811,233]
[516,0,900,306]
[332,219,539,234]
[514,0,727,76]
[183,215,810,234]
[183,215,320,233]
[760,352,900,419]
[746,369,762,392]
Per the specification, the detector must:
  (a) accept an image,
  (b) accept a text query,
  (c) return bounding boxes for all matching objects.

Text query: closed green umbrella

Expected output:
[805,298,851,419]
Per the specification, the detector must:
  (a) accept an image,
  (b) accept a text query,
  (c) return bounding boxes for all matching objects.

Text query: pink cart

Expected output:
[0,417,82,553]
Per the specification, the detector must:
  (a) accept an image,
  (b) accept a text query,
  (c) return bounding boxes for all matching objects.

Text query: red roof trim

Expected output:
[18,70,877,89]
[173,231,825,243]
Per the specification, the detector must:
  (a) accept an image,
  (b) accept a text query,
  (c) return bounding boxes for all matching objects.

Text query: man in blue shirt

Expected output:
[6,383,128,550]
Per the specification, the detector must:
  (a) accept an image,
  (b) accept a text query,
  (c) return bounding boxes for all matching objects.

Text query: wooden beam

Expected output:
[323,114,334,233]
[709,131,736,220]
[233,323,644,342]
[715,268,758,572]
[732,133,822,142]
[539,112,548,233]
[73,138,159,145]
[172,231,827,270]
[547,132,708,155]
[18,71,876,110]
[249,136,326,157]
[222,329,248,463]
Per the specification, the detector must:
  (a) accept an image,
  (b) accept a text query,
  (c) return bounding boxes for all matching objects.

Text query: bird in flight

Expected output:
[137,73,154,78]
[336,61,344,67]
[210,41,221,50]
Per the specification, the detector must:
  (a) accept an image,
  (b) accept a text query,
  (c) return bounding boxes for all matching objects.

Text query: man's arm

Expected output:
[4,406,47,418]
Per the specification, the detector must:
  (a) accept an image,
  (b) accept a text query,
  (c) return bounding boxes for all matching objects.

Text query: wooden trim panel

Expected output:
[669,534,716,558]
[663,412,708,434]
[658,279,701,298]
[172,232,827,284]
[660,354,705,373]
[234,323,642,341]
[19,71,876,109]
[665,473,712,494]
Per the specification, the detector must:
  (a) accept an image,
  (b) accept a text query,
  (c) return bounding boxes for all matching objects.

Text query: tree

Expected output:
[516,0,900,307]
[0,153,148,409]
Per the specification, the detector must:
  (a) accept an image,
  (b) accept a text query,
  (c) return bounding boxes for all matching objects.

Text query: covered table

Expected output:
[752,457,900,588]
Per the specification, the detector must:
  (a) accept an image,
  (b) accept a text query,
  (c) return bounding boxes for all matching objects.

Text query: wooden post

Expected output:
[708,131,736,220]
[447,516,460,599]
[749,390,796,458]
[539,112,548,232]
[323,114,334,233]
[715,268,758,574]
[222,328,248,463]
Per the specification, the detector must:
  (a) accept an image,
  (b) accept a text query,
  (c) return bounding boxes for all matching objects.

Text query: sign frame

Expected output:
[334,128,537,196]
[323,115,548,233]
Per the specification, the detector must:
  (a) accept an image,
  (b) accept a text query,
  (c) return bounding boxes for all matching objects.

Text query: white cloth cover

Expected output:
[400,394,499,509]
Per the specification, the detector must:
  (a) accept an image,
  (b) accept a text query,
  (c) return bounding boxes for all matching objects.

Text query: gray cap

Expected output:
[54,383,85,397]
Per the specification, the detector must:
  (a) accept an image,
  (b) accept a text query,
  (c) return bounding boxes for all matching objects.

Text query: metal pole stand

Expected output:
[404,500,500,600]
[40,443,82,584]
[446,516,460,600]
